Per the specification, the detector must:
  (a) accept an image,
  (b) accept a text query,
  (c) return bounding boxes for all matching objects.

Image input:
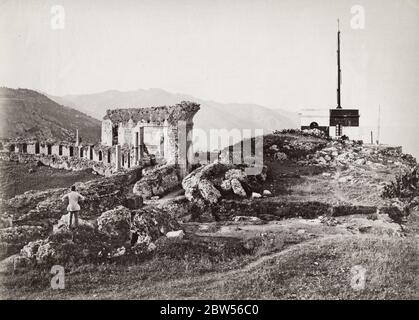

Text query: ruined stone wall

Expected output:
[0,139,131,176]
[118,122,134,146]
[0,102,200,177]
[0,152,114,176]
[101,119,113,147]
[101,101,200,177]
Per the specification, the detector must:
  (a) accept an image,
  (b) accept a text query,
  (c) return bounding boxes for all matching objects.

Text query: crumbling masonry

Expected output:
[0,101,200,177]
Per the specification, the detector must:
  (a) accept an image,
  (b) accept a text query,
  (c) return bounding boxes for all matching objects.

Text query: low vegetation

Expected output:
[1,131,418,299]
[0,161,97,200]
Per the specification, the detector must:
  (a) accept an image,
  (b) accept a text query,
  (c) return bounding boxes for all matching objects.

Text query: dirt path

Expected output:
[119,234,345,299]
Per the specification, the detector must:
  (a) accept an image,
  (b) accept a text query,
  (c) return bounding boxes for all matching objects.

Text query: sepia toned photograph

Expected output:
[0,0,418,304]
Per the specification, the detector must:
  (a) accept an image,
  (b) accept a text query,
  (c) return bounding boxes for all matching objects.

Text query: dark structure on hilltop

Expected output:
[300,20,360,138]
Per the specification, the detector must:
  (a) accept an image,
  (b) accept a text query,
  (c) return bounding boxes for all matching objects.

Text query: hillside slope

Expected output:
[0,88,101,143]
[49,88,298,150]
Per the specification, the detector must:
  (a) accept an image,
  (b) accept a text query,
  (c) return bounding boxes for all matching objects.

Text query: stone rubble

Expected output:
[182,161,267,204]
[133,164,180,199]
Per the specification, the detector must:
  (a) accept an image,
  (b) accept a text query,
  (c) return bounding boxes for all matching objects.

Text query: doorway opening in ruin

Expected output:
[47,145,52,155]
[159,135,165,157]
[80,148,84,158]
[98,151,103,161]
[107,150,111,163]
[89,147,93,160]
[35,142,40,154]
[9,144,15,152]
[69,146,74,157]
[59,145,63,156]
[127,152,130,168]
[22,143,27,153]
[122,154,125,167]
[112,125,118,145]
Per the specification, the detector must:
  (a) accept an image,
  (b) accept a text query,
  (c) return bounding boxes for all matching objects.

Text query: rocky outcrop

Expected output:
[133,164,180,199]
[300,140,416,169]
[19,225,113,266]
[2,204,181,268]
[182,162,267,204]
[97,206,131,245]
[220,131,328,163]
[130,206,180,253]
[1,167,143,230]
[182,162,231,203]
[0,225,45,259]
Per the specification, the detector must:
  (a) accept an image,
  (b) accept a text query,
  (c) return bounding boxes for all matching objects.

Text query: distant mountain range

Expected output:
[0,87,101,143]
[0,87,298,151]
[48,88,298,150]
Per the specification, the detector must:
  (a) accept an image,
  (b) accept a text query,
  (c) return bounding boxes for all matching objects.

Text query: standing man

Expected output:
[61,185,86,230]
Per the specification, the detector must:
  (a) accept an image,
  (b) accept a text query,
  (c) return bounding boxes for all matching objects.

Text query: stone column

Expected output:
[163,124,169,161]
[177,120,191,178]
[115,145,121,170]
[134,132,139,165]
[165,126,178,165]
[76,129,79,146]
[139,126,144,160]
[159,132,165,157]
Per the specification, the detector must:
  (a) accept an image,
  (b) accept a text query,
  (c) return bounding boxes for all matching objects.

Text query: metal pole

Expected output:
[337,19,342,109]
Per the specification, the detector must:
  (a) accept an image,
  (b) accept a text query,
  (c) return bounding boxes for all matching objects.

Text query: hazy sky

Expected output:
[1,0,418,156]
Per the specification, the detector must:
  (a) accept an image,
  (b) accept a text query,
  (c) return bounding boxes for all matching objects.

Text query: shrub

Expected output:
[381,167,418,199]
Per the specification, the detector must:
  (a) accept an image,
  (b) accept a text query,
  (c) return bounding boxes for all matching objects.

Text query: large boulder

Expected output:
[182,162,233,203]
[197,180,221,204]
[20,239,55,265]
[130,206,181,253]
[133,164,180,199]
[182,161,267,203]
[97,206,131,244]
[231,178,247,197]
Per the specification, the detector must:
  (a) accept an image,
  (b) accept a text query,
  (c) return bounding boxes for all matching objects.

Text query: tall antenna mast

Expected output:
[337,19,342,109]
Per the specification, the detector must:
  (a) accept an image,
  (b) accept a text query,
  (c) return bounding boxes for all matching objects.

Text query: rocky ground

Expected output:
[0,130,418,299]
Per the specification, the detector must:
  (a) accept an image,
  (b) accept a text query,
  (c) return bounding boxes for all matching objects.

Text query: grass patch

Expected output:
[219,235,418,299]
[0,161,97,199]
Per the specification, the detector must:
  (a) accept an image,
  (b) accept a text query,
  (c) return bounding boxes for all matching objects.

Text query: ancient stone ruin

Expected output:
[102,101,200,177]
[0,101,200,178]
